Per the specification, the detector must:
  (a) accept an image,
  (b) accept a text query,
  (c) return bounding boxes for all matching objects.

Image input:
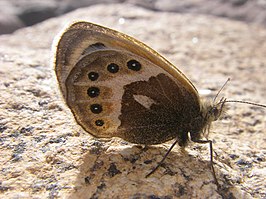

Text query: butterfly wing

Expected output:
[54,21,201,143]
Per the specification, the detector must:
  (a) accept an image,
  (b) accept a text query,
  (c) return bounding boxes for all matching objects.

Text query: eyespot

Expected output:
[90,104,103,114]
[89,42,105,48]
[88,72,99,81]
[127,60,141,71]
[87,87,100,98]
[82,43,106,55]
[95,119,104,126]
[107,63,119,73]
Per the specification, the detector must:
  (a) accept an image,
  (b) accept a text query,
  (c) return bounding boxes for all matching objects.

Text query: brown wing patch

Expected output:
[117,73,200,144]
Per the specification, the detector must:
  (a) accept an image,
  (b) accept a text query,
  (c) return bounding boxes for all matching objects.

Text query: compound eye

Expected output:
[212,107,219,118]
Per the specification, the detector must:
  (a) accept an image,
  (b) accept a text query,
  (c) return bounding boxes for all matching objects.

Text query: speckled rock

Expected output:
[0,4,265,199]
[1,0,266,35]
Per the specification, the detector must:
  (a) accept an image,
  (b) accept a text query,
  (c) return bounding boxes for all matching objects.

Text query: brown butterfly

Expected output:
[54,21,266,188]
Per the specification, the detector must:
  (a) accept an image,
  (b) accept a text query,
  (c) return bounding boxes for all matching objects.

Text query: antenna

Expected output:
[212,78,266,109]
[225,100,266,108]
[213,78,230,103]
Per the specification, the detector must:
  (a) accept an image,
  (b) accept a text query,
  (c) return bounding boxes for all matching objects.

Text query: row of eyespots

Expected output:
[88,59,142,81]
[87,59,142,126]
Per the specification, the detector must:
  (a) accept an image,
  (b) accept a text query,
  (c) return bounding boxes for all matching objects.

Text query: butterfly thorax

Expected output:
[189,98,227,143]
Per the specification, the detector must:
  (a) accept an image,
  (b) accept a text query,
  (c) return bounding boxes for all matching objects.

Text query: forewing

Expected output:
[54,21,200,140]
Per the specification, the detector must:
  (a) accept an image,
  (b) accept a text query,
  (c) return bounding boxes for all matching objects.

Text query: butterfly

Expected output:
[53,21,266,188]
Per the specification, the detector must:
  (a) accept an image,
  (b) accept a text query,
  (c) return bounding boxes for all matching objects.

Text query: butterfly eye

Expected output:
[127,60,141,71]
[212,107,219,118]
[88,72,99,81]
[90,104,103,114]
[107,63,119,73]
[95,119,104,126]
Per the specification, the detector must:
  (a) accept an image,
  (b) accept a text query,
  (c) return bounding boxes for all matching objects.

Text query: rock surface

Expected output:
[0,3,266,199]
[1,0,266,34]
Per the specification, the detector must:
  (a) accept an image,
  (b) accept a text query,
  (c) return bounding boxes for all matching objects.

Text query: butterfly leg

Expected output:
[145,138,179,178]
[191,138,220,189]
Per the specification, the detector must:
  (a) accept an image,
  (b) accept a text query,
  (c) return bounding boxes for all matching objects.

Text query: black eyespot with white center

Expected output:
[107,63,119,73]
[87,87,100,98]
[88,72,99,81]
[127,60,141,71]
[90,104,103,114]
[95,119,104,126]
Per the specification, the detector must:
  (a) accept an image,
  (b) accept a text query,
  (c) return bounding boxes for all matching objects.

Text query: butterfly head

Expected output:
[199,78,231,136]
[200,97,227,137]
[208,98,227,121]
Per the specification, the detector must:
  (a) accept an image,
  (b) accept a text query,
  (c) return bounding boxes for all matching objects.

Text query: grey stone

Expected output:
[0,4,265,198]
